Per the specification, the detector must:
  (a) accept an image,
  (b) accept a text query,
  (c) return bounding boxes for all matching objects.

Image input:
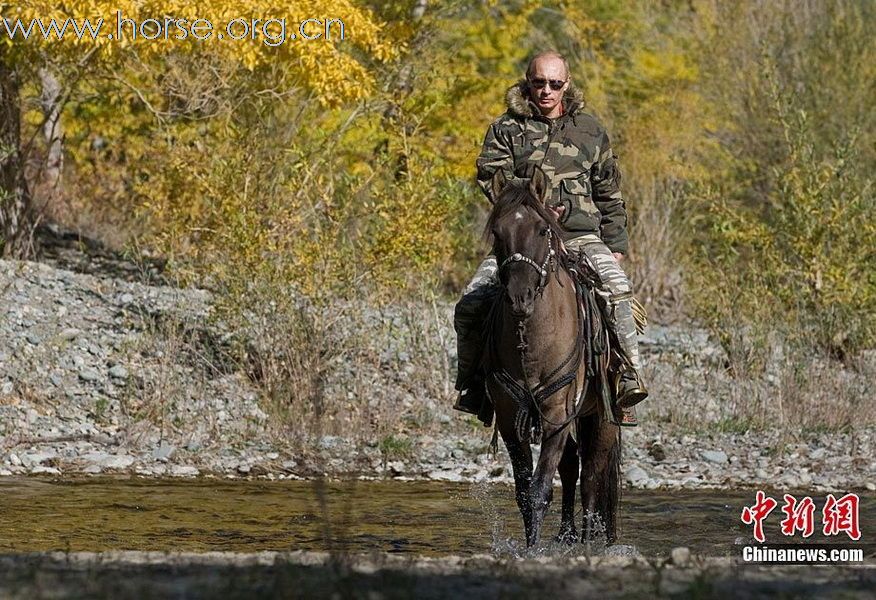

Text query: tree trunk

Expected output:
[39,66,64,189]
[0,45,33,258]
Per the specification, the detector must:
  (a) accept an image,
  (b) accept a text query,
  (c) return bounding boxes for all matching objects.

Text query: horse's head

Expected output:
[485,167,561,320]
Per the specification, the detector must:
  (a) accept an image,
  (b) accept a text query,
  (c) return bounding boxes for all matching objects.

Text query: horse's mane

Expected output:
[483,180,574,273]
[483,179,563,242]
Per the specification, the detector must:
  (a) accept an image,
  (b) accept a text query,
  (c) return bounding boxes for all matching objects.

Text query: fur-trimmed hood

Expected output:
[505,79,585,119]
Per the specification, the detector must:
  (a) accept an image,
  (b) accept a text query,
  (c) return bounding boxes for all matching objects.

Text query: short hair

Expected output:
[526,51,570,79]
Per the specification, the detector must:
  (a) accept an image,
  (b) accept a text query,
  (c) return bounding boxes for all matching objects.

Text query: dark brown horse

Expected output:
[483,167,621,548]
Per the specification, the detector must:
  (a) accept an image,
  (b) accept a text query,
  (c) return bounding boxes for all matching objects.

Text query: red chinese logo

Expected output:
[823,493,862,540]
[742,491,862,543]
[780,494,816,538]
[741,490,778,543]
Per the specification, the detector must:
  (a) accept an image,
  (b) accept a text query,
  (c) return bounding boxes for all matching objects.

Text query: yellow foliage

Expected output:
[8,0,872,353]
[9,0,398,105]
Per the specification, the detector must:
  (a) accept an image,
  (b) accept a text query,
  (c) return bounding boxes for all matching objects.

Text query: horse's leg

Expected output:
[506,437,534,543]
[579,414,622,545]
[528,416,571,547]
[498,424,534,543]
[556,435,579,544]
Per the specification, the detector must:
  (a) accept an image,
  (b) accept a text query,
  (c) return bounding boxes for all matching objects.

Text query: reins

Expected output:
[489,222,594,442]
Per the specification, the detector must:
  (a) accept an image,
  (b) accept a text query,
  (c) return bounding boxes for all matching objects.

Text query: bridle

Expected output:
[489,220,592,441]
[498,226,556,296]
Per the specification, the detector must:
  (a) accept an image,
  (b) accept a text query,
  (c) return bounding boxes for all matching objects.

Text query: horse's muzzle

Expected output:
[508,289,535,319]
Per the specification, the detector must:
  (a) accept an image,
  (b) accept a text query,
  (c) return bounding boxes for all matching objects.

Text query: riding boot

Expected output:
[608,294,649,409]
[453,279,497,424]
[453,376,484,415]
[616,372,647,408]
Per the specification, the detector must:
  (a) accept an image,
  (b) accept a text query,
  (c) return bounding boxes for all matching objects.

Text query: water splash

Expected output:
[468,480,511,554]
[467,481,639,559]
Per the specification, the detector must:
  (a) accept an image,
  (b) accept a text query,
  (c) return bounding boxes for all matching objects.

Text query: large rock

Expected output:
[151,441,175,461]
[78,367,101,382]
[30,465,61,475]
[108,365,129,380]
[59,328,81,341]
[427,469,463,482]
[83,451,135,470]
[20,450,57,468]
[170,465,199,477]
[670,546,691,567]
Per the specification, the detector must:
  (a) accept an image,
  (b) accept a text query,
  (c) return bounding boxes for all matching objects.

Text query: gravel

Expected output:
[1,258,874,492]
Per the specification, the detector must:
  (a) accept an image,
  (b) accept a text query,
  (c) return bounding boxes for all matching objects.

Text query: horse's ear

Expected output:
[529,166,549,203]
[491,169,508,202]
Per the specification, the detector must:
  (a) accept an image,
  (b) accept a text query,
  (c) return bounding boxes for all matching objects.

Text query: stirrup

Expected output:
[617,383,648,409]
[614,367,648,409]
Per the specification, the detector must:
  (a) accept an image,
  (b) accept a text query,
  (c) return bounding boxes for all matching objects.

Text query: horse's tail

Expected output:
[602,426,622,544]
[579,413,622,544]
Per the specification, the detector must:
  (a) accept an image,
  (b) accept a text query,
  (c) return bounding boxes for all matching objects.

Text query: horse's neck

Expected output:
[504,267,578,350]
[535,268,577,329]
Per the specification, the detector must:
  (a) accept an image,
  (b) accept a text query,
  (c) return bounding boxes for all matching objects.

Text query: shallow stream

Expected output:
[1,478,872,557]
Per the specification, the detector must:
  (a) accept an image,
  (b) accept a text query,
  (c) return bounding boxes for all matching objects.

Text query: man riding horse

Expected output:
[454,50,648,426]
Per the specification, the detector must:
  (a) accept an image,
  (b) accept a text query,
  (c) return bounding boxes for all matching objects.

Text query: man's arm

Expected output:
[476,120,517,203]
[591,129,629,256]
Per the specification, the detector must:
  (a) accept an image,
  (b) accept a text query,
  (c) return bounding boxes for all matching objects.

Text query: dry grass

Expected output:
[200,283,458,448]
[627,180,690,323]
[117,281,874,444]
[117,305,240,449]
[643,341,876,433]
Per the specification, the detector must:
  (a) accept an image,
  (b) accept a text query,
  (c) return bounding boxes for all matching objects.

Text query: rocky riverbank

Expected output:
[1,258,874,491]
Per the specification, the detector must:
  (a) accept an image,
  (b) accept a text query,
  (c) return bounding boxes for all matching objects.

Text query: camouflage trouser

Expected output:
[453,234,641,391]
[565,234,642,371]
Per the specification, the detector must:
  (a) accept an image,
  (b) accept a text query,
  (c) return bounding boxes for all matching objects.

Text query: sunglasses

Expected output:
[528,78,566,91]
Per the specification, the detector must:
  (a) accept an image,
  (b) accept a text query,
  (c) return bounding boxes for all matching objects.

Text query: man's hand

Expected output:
[548,204,565,221]
[545,202,623,263]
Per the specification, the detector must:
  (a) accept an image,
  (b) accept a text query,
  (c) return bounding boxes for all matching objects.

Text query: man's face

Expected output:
[527,57,569,115]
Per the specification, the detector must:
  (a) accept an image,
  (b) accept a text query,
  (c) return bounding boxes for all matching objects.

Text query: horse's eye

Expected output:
[540,227,549,237]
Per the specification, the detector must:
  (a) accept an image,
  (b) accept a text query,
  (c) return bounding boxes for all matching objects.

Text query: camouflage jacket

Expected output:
[476,80,629,254]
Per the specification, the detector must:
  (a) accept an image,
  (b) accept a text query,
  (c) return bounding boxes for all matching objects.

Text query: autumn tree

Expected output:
[0,40,32,256]
[0,0,397,257]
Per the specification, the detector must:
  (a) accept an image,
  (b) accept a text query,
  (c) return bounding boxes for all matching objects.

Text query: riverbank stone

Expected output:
[83,452,135,470]
[670,546,691,567]
[701,450,728,464]
[624,465,649,486]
